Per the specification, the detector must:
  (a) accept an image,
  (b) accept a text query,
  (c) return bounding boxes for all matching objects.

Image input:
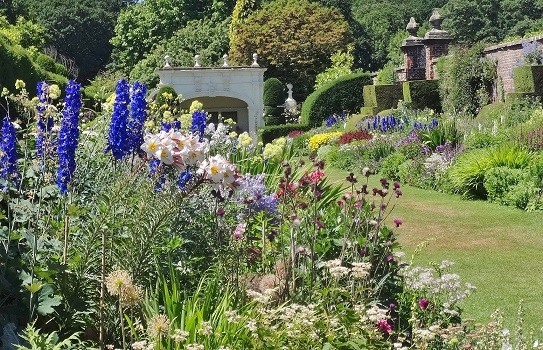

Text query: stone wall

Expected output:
[484,35,543,102]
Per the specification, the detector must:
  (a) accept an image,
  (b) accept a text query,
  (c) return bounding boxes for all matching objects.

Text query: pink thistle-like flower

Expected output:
[393,218,403,227]
[377,319,391,334]
[216,207,225,216]
[419,298,430,310]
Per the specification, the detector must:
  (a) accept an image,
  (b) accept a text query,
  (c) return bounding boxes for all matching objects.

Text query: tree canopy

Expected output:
[229,0,351,99]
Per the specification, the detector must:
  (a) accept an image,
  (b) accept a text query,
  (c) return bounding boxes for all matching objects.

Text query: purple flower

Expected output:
[56,80,81,194]
[127,81,147,155]
[236,174,279,215]
[191,110,207,141]
[393,218,403,227]
[106,79,130,160]
[1,116,19,189]
[377,319,391,334]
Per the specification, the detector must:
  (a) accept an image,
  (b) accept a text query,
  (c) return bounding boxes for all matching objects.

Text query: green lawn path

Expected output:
[326,166,543,329]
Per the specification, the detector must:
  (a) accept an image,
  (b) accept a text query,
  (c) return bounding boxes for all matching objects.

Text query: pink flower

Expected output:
[393,218,403,227]
[419,298,430,310]
[233,223,246,239]
[377,319,391,334]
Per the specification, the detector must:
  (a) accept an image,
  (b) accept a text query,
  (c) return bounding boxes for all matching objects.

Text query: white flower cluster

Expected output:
[142,130,208,172]
[141,130,237,190]
[324,259,372,279]
[401,263,476,305]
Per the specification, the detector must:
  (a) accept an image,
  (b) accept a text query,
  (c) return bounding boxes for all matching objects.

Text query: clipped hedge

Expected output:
[301,72,372,127]
[263,78,285,125]
[505,92,535,103]
[0,34,67,95]
[259,123,312,145]
[402,80,441,112]
[512,65,543,96]
[363,84,403,113]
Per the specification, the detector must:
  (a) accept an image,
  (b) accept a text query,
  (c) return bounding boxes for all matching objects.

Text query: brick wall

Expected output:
[484,35,543,102]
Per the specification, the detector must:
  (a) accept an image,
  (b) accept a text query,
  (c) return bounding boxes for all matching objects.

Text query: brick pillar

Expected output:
[422,9,452,80]
[400,17,426,81]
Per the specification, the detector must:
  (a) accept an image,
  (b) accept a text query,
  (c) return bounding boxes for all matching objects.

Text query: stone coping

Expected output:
[484,35,543,53]
[158,66,265,71]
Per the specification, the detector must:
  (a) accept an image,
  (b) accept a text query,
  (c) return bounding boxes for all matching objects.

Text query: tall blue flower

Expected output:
[177,170,192,191]
[127,81,147,155]
[36,81,55,162]
[1,115,19,190]
[191,110,207,141]
[106,79,130,160]
[56,80,82,194]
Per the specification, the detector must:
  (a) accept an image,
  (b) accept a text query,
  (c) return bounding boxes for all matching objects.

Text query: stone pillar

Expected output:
[422,9,452,80]
[400,17,426,81]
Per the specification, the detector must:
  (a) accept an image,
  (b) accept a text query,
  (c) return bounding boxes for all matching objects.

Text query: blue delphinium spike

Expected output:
[106,79,130,160]
[126,81,147,155]
[1,115,19,190]
[191,110,207,141]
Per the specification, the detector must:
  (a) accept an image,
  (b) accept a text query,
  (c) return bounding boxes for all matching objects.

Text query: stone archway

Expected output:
[181,96,249,132]
[157,64,267,136]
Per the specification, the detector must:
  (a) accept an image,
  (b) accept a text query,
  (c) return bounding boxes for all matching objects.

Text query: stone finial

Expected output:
[222,54,229,67]
[194,54,201,68]
[429,9,443,30]
[406,17,419,37]
[163,55,172,69]
[251,53,260,67]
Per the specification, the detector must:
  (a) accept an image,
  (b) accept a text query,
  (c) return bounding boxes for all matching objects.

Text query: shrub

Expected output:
[503,179,541,210]
[363,84,403,113]
[337,130,372,145]
[465,131,506,150]
[300,72,372,127]
[402,80,441,112]
[380,152,407,180]
[259,123,311,144]
[512,65,543,97]
[263,78,285,125]
[483,167,529,204]
[475,102,506,127]
[398,158,428,188]
[448,145,532,198]
[345,113,370,131]
[155,85,178,106]
[419,118,461,149]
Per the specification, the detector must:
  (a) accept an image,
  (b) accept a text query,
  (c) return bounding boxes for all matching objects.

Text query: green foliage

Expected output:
[0,34,66,93]
[503,179,542,210]
[380,152,407,180]
[258,123,311,144]
[363,84,403,113]
[110,0,223,75]
[129,17,230,86]
[465,131,506,150]
[229,0,351,99]
[262,78,285,125]
[403,79,442,112]
[475,102,506,127]
[228,0,260,51]
[420,118,461,149]
[0,15,46,48]
[513,65,543,97]
[314,46,354,90]
[155,86,178,107]
[301,72,372,127]
[448,145,532,198]
[483,166,529,204]
[437,45,496,116]
[15,0,122,80]
[375,62,397,85]
[15,322,87,350]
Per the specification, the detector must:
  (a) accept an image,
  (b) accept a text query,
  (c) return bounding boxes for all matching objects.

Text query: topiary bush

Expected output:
[513,65,543,97]
[363,84,403,113]
[263,78,285,124]
[300,72,372,127]
[402,80,441,112]
[155,85,178,106]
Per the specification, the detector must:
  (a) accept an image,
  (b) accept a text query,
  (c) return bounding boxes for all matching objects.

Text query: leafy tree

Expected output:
[314,46,354,90]
[12,0,121,81]
[441,0,502,44]
[229,0,351,99]
[110,0,234,75]
[130,17,230,87]
[229,0,261,51]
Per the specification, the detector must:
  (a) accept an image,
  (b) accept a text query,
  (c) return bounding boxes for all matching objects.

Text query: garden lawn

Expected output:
[326,166,543,329]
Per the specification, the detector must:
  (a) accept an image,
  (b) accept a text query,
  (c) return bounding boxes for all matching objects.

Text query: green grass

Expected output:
[325,165,543,329]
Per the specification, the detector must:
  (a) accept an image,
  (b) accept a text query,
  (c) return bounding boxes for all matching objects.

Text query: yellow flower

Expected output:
[308,131,343,152]
[238,132,253,148]
[49,84,61,100]
[15,79,25,90]
[229,131,238,139]
[224,118,236,126]
[189,100,203,113]
[2,87,10,97]
[162,110,173,122]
